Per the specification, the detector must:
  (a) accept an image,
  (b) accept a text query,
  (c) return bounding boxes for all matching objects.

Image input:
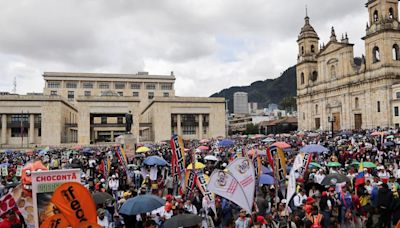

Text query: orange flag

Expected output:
[40,213,70,228]
[51,182,98,227]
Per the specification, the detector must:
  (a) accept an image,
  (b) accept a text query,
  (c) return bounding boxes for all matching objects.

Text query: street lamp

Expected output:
[328,114,335,138]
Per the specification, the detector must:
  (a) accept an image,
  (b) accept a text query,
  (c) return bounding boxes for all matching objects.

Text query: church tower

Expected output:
[363,0,400,70]
[296,13,319,89]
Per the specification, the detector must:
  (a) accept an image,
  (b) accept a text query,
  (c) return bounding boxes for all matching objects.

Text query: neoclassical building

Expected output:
[297,0,400,131]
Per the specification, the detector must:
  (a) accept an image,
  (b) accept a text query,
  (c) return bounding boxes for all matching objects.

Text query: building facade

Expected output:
[233,92,249,114]
[297,0,400,131]
[0,71,226,147]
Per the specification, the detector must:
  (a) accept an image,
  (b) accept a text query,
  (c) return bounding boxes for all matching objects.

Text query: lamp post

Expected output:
[328,114,335,138]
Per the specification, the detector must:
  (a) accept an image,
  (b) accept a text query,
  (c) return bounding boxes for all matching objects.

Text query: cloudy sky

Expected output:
[0,0,368,96]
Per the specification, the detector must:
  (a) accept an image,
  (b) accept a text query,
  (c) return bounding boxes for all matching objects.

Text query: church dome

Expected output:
[298,16,319,40]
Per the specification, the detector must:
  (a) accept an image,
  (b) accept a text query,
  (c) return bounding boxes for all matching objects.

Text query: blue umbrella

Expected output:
[4,150,12,155]
[38,150,48,156]
[143,156,168,166]
[119,194,165,215]
[259,174,275,185]
[384,141,395,147]
[218,139,234,147]
[300,144,329,154]
[261,165,273,174]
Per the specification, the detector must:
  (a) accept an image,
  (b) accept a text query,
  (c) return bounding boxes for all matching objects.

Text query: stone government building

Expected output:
[297,0,400,131]
[0,71,226,147]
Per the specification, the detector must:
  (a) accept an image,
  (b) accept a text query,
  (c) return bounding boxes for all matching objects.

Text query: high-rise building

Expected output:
[233,92,249,114]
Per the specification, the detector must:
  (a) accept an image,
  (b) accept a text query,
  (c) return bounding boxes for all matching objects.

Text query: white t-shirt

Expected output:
[98,216,110,228]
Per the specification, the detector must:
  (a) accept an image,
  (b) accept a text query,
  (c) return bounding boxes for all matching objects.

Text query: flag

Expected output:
[286,153,304,210]
[185,170,197,199]
[355,162,365,187]
[207,170,251,213]
[196,171,214,203]
[116,146,128,172]
[266,146,275,175]
[170,134,186,181]
[226,157,255,212]
[274,147,287,196]
[297,153,313,179]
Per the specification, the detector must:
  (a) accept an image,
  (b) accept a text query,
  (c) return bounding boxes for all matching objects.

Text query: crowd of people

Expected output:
[0,129,400,227]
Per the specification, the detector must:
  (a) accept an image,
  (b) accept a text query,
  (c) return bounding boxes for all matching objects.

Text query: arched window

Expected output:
[355,97,359,109]
[315,104,318,114]
[331,65,336,77]
[393,44,399,60]
[311,45,315,53]
[301,46,304,55]
[389,7,394,19]
[300,72,305,84]
[303,113,305,120]
[373,46,380,63]
[374,10,379,22]
[311,71,318,81]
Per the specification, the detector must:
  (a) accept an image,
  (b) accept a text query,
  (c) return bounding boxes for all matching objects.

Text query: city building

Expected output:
[233,92,249,114]
[248,102,258,114]
[297,0,400,131]
[0,71,226,147]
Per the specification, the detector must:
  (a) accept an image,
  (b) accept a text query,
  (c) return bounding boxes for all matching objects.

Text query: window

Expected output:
[377,101,381,112]
[389,8,394,19]
[82,82,93,89]
[38,128,41,137]
[10,114,28,123]
[66,82,77,88]
[101,117,107,124]
[68,91,74,101]
[373,46,380,63]
[311,71,318,81]
[148,92,154,99]
[301,46,304,55]
[84,91,91,96]
[161,83,173,90]
[50,91,57,96]
[300,72,305,84]
[393,44,399,60]
[163,92,169,97]
[331,65,336,77]
[303,113,305,120]
[395,106,399,116]
[315,104,318,114]
[115,82,126,89]
[131,83,141,89]
[132,92,139,97]
[397,92,400,99]
[117,92,123,96]
[11,128,28,137]
[146,83,156,90]
[47,81,60,88]
[98,82,110,89]
[374,10,379,22]
[396,123,400,129]
[182,114,197,135]
[311,45,315,53]
[117,117,123,124]
[355,97,359,109]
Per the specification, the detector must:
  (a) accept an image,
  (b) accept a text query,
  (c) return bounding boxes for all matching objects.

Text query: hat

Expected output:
[281,199,287,204]
[322,191,328,197]
[222,163,227,168]
[256,216,267,225]
[112,175,116,178]
[328,187,335,191]
[165,202,173,212]
[306,197,315,204]
[165,194,173,202]
[377,181,383,186]
[100,178,105,183]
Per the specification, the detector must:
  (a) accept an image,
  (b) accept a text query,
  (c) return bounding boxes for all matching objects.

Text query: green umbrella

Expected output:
[351,161,360,166]
[309,162,322,168]
[386,135,394,139]
[327,162,341,167]
[361,162,377,168]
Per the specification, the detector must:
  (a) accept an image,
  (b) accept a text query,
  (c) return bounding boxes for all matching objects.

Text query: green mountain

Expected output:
[210,65,297,113]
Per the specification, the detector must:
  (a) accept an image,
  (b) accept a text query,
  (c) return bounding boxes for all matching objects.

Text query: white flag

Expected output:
[207,169,252,213]
[286,153,305,209]
[226,157,255,211]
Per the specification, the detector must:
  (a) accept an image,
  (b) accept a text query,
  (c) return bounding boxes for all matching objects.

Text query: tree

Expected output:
[279,96,297,112]
[245,123,259,134]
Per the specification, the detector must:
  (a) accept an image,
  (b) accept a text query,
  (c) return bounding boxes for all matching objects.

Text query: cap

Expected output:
[256,215,267,225]
[112,175,116,178]
[165,202,173,211]
[328,187,335,191]
[306,197,315,204]
[377,181,383,186]
[281,199,287,204]
[322,191,328,197]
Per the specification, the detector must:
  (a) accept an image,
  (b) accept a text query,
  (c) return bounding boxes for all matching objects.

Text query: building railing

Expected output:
[91,123,125,128]
[7,121,29,128]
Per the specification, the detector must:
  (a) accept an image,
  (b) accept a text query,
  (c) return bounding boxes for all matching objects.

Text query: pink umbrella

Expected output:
[197,146,209,151]
[271,142,291,149]
[371,131,387,136]
[199,139,209,144]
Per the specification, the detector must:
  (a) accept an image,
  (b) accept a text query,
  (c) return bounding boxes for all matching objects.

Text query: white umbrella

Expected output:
[204,155,218,161]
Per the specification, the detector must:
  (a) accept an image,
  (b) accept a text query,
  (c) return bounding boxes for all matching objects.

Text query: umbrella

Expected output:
[309,162,322,169]
[162,214,202,228]
[247,149,266,156]
[352,161,377,168]
[218,139,235,147]
[384,141,395,147]
[72,145,82,150]
[119,195,165,215]
[386,135,395,139]
[371,131,386,136]
[262,165,273,174]
[187,162,206,170]
[200,139,210,144]
[271,142,291,149]
[262,138,275,143]
[253,134,266,139]
[307,132,320,137]
[326,162,341,167]
[92,192,114,205]
[143,156,168,166]
[204,155,218,161]
[259,174,275,185]
[300,144,329,154]
[351,161,360,166]
[321,174,350,186]
[136,146,151,153]
[197,146,209,151]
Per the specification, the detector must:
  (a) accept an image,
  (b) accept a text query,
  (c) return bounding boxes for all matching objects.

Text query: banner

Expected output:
[116,146,128,172]
[274,147,287,196]
[31,169,81,228]
[1,165,8,176]
[253,155,262,179]
[170,134,186,180]
[40,213,70,228]
[51,182,98,227]
[266,147,275,175]
[226,157,255,211]
[286,153,304,210]
[208,170,251,213]
[297,153,313,178]
[184,170,197,199]
[196,172,214,203]
[16,165,23,177]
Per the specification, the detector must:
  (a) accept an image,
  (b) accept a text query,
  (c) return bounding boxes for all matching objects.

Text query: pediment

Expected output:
[318,41,351,57]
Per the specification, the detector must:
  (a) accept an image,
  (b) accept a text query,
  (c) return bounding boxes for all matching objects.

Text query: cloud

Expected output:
[0,0,370,96]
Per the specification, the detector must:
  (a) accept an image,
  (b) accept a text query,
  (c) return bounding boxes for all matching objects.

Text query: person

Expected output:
[97,208,110,228]
[319,191,331,228]
[339,185,354,228]
[293,189,307,209]
[0,210,21,228]
[377,183,393,228]
[184,199,198,215]
[112,214,125,228]
[235,209,250,228]
[306,206,322,228]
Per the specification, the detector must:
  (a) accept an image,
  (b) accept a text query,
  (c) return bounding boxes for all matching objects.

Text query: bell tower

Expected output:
[363,0,400,70]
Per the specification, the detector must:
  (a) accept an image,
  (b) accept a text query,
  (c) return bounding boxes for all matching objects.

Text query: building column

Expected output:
[1,115,6,145]
[177,114,182,136]
[199,114,203,139]
[111,131,114,142]
[29,114,34,144]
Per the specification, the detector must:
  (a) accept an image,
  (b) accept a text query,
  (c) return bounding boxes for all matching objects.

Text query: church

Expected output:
[297,0,400,131]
